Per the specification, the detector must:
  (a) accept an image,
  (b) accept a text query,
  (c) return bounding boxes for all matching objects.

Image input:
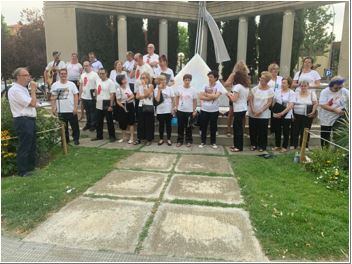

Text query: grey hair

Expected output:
[12,67,27,80]
[299,79,310,86]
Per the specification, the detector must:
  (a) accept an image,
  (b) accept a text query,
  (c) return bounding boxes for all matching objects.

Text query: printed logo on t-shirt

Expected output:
[83,77,88,87]
[97,84,102,95]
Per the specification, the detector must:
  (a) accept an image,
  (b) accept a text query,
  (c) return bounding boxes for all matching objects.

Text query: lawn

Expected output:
[1,146,130,236]
[230,154,349,261]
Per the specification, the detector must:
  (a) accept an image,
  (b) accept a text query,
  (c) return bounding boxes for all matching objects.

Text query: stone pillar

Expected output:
[43,6,77,62]
[237,16,248,62]
[279,10,295,77]
[338,2,349,81]
[201,23,208,61]
[159,19,168,56]
[118,15,127,61]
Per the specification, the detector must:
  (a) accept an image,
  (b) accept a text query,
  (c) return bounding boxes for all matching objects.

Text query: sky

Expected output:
[0,1,346,41]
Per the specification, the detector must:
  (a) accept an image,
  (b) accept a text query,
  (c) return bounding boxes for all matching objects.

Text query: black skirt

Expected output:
[115,102,135,130]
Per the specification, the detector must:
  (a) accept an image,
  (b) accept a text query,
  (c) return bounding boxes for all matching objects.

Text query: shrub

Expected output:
[305,148,349,191]
[334,111,349,150]
[1,97,61,176]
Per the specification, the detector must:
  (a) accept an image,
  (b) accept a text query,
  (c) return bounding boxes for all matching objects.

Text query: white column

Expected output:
[279,10,295,77]
[237,16,248,62]
[43,6,77,62]
[201,23,208,61]
[338,2,349,81]
[159,19,168,56]
[118,15,127,61]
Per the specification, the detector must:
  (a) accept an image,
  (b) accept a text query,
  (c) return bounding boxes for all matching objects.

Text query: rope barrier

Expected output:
[307,130,349,152]
[1,126,61,142]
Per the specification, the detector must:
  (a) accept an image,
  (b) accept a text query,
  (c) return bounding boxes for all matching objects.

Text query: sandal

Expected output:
[230,147,241,152]
[250,146,257,151]
[280,148,288,153]
[226,132,231,137]
[158,140,164,146]
[133,140,141,145]
[128,139,133,144]
[272,147,280,151]
[167,140,172,146]
[176,143,182,147]
[186,143,192,148]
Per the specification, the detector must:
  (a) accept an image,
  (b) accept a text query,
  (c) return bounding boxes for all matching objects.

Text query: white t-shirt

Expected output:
[249,86,275,119]
[293,70,321,87]
[80,71,99,100]
[274,89,296,119]
[123,60,136,84]
[154,67,175,85]
[45,60,66,82]
[268,76,283,93]
[91,59,104,73]
[176,86,198,113]
[232,84,249,112]
[154,86,174,114]
[143,53,159,73]
[116,86,134,104]
[51,81,79,113]
[318,87,349,126]
[134,63,155,97]
[137,84,154,106]
[200,82,223,112]
[293,90,317,116]
[96,78,116,110]
[110,70,129,85]
[8,83,37,118]
[66,62,82,81]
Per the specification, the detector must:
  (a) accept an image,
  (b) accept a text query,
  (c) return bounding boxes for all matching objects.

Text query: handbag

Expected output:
[153,89,164,106]
[272,102,287,118]
[142,104,154,113]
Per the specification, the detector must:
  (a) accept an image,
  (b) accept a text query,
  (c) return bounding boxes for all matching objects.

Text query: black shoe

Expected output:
[109,138,116,143]
[82,126,90,131]
[89,127,96,132]
[91,137,103,141]
[133,139,141,145]
[74,140,80,145]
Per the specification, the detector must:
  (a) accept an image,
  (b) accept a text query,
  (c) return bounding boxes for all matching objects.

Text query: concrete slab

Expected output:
[175,155,233,175]
[140,144,225,155]
[85,170,168,199]
[115,152,177,172]
[24,197,153,253]
[79,138,109,148]
[163,174,243,204]
[99,141,141,150]
[226,148,270,156]
[141,204,268,262]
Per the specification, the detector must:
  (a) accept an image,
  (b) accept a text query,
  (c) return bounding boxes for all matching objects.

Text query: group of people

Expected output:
[7,44,349,176]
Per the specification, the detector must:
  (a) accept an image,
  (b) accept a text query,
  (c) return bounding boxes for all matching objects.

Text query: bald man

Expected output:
[143,43,159,74]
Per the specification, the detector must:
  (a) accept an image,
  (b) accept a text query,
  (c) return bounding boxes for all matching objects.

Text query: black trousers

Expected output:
[320,115,346,148]
[157,113,172,140]
[200,110,219,144]
[272,117,291,148]
[249,117,269,150]
[233,111,246,150]
[58,113,80,142]
[137,107,155,141]
[82,99,97,129]
[292,114,312,148]
[13,117,36,175]
[177,111,193,144]
[96,109,116,139]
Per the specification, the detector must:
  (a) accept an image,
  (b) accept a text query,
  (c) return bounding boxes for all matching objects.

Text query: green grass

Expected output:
[1,147,130,236]
[230,154,349,261]
[168,198,243,208]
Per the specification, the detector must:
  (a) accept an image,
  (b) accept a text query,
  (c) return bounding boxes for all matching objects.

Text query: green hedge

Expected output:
[1,97,61,176]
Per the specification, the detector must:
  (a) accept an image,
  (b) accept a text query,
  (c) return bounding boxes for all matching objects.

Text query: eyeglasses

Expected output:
[147,46,153,49]
[18,74,30,77]
[98,73,106,75]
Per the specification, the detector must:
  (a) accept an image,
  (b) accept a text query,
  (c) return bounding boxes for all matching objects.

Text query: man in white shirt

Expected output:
[143,43,159,74]
[123,51,136,93]
[51,68,80,145]
[80,61,100,131]
[44,51,66,88]
[89,51,104,73]
[8,67,38,177]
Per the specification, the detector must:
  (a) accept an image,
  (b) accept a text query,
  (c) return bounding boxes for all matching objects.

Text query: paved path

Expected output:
[2,142,268,262]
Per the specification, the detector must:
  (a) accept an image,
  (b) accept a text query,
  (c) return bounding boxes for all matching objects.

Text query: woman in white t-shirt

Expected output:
[175,74,198,147]
[93,68,116,142]
[110,60,129,86]
[115,74,135,144]
[135,72,154,145]
[199,70,222,149]
[154,75,175,146]
[293,56,321,89]
[66,53,83,88]
[267,63,283,93]
[248,71,275,152]
[292,80,318,149]
[271,77,295,152]
[154,55,175,87]
[228,71,250,152]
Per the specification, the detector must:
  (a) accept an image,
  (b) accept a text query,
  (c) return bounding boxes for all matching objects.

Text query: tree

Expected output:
[127,17,145,54]
[178,24,189,61]
[258,13,282,73]
[222,19,238,80]
[167,21,179,72]
[300,6,334,59]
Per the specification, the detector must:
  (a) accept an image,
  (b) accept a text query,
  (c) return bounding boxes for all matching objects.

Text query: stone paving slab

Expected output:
[115,152,177,172]
[99,141,142,150]
[85,170,168,199]
[140,144,225,155]
[226,148,270,156]
[79,138,109,148]
[163,174,243,204]
[24,197,153,253]
[175,155,234,175]
[141,203,268,262]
